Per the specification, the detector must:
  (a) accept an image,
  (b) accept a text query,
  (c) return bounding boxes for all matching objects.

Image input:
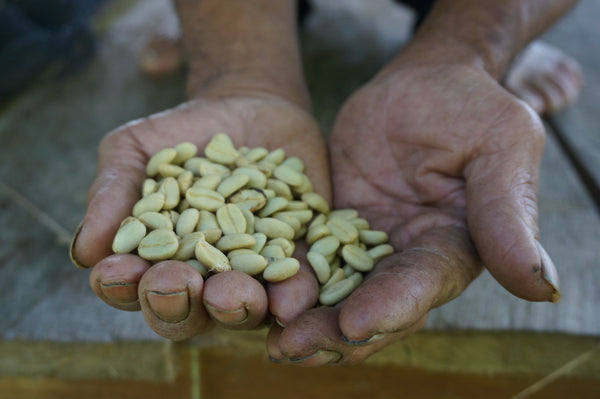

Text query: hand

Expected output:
[71,93,329,340]
[267,62,560,365]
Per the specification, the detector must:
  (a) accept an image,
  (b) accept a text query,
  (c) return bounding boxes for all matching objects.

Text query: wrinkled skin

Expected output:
[72,94,329,340]
[267,63,559,365]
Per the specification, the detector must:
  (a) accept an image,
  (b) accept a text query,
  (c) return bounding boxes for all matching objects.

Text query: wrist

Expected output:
[381,0,578,81]
[185,66,311,112]
[377,33,491,81]
[175,0,311,110]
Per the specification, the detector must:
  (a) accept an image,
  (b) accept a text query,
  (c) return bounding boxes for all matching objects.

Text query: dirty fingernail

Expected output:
[535,241,561,303]
[100,281,139,304]
[342,332,387,346]
[289,350,342,366]
[69,220,87,269]
[275,317,286,328]
[146,291,190,322]
[204,303,248,325]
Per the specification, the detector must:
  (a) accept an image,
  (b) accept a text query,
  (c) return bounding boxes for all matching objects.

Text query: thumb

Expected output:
[464,110,560,303]
[71,130,148,268]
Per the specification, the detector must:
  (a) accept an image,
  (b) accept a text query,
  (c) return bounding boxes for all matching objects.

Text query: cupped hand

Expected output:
[71,94,329,340]
[268,63,560,365]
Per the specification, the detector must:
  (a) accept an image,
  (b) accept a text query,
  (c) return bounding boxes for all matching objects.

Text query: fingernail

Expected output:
[100,282,139,304]
[204,303,248,325]
[342,332,387,346]
[146,291,190,323]
[289,350,342,366]
[535,241,561,303]
[69,220,87,269]
[268,355,286,364]
[519,92,544,114]
[275,317,286,328]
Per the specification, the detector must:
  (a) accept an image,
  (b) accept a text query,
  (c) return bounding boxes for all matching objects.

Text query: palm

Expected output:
[331,65,517,240]
[269,65,553,365]
[81,96,329,266]
[74,95,329,341]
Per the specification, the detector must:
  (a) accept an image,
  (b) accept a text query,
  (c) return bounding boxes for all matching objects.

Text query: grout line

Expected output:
[508,343,600,399]
[190,347,202,399]
[163,341,176,382]
[0,180,73,246]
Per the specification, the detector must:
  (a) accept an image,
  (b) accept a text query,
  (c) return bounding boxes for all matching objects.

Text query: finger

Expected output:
[512,87,545,115]
[267,307,428,366]
[138,260,212,341]
[267,226,479,366]
[202,270,268,329]
[338,225,481,343]
[71,130,148,268]
[267,242,319,326]
[89,254,151,311]
[464,111,561,302]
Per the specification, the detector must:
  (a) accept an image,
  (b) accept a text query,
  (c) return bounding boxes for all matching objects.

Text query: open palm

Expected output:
[269,64,559,365]
[72,94,329,340]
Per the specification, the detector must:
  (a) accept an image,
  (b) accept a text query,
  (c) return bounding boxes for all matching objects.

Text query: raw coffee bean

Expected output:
[367,244,395,262]
[198,158,231,177]
[307,251,331,285]
[215,233,256,252]
[274,210,313,224]
[326,217,359,245]
[258,197,288,217]
[273,164,303,187]
[176,208,200,236]
[195,238,231,272]
[250,233,268,253]
[310,236,340,257]
[158,177,181,210]
[192,174,222,191]
[230,253,268,275]
[138,229,179,261]
[217,174,249,198]
[267,237,295,257]
[142,178,158,196]
[112,217,146,254]
[263,257,300,282]
[186,187,225,211]
[319,278,355,306]
[146,148,176,177]
[216,203,247,235]
[158,163,185,178]
[139,211,173,231]
[177,170,194,193]
[342,244,374,272]
[205,141,238,165]
[173,142,198,165]
[306,223,331,245]
[255,217,295,240]
[267,178,293,200]
[301,192,330,214]
[329,209,359,220]
[172,232,206,261]
[228,188,267,212]
[263,148,286,165]
[233,167,267,189]
[358,230,389,246]
[321,268,346,291]
[260,245,286,261]
[132,192,165,218]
